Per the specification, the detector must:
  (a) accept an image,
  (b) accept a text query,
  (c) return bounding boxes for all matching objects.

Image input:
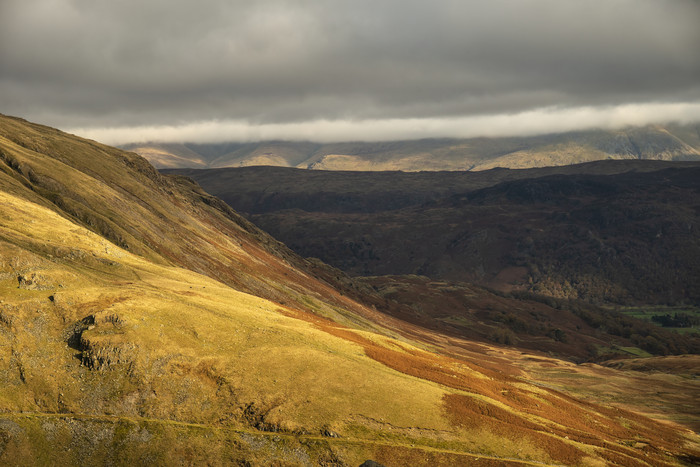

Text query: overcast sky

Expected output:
[2,0,699,144]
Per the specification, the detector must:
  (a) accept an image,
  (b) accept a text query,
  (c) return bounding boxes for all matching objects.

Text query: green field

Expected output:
[617,306,700,335]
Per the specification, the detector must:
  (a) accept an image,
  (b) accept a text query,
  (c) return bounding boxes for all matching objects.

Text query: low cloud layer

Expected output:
[2,0,700,143]
[71,102,700,145]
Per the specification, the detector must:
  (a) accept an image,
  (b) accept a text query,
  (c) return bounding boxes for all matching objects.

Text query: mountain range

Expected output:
[124,124,700,171]
[1,114,699,465]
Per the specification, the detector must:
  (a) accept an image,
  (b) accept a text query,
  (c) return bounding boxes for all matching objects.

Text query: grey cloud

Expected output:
[1,0,699,138]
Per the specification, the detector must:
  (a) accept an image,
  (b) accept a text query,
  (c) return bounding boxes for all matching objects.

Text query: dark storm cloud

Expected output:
[1,0,699,143]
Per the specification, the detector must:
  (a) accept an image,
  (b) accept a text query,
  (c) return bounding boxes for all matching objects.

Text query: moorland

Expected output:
[0,114,699,465]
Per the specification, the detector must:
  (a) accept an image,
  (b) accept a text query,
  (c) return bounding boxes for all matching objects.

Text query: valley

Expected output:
[0,114,699,465]
[171,162,700,307]
[6,0,700,464]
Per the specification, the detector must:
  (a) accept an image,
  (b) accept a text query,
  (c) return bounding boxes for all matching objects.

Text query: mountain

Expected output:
[1,114,699,465]
[122,141,323,170]
[170,162,700,306]
[124,124,700,171]
[126,143,209,168]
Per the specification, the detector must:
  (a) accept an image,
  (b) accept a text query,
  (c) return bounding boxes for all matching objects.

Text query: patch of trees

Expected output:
[505,290,700,357]
[651,312,700,328]
[489,327,516,345]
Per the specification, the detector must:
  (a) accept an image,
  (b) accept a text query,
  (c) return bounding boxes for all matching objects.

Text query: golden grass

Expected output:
[0,117,378,329]
[0,190,455,445]
[3,188,686,465]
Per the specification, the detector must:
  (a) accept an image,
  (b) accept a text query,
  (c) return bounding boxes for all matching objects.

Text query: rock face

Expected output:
[359,461,385,467]
[79,332,136,371]
[321,427,340,438]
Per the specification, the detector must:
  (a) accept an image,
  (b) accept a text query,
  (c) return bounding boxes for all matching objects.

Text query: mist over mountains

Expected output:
[125,123,700,171]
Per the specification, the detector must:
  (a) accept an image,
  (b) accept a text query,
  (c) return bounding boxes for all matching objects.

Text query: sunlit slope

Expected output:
[0,192,443,453]
[0,114,376,328]
[0,192,414,461]
[1,189,698,465]
[129,143,209,169]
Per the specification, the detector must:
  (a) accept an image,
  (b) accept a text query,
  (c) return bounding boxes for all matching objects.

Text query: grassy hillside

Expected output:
[0,115,383,329]
[126,124,700,171]
[1,114,699,465]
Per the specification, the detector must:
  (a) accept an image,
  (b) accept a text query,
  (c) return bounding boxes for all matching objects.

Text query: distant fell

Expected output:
[171,161,700,307]
[124,123,700,170]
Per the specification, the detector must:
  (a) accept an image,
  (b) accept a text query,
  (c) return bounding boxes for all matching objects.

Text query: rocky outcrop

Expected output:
[66,313,136,371]
[17,272,52,290]
[79,334,136,371]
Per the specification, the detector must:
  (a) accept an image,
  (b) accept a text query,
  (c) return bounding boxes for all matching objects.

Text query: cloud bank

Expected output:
[2,0,700,143]
[71,102,700,145]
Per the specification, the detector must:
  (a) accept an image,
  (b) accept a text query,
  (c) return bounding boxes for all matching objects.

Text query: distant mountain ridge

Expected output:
[124,123,700,170]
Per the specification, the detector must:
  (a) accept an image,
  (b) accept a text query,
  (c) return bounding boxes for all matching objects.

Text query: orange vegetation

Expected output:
[279,305,700,466]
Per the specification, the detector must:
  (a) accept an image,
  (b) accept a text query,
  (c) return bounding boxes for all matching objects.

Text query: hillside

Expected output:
[1,115,700,465]
[172,162,700,307]
[125,124,700,171]
[0,117,385,328]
